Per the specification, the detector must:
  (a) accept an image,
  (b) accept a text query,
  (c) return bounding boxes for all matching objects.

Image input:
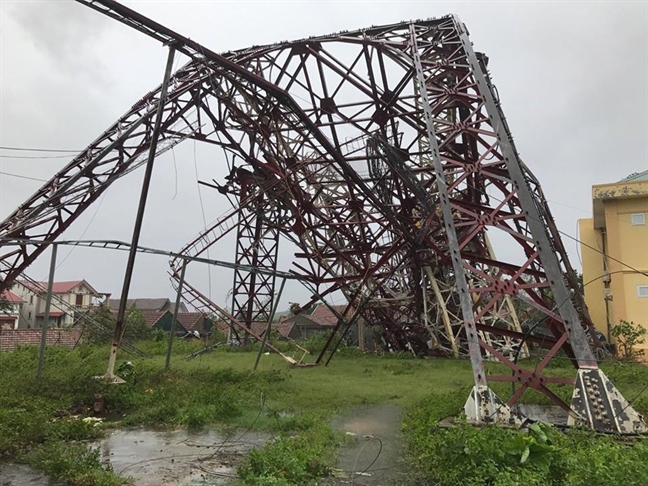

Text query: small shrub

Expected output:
[611,319,647,361]
[124,306,151,340]
[238,419,340,485]
[81,305,116,345]
[150,329,166,341]
[298,331,344,354]
[26,442,124,486]
[0,408,102,459]
[0,408,50,458]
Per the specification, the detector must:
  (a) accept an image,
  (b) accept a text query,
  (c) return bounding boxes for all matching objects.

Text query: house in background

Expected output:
[126,310,220,336]
[0,290,26,330]
[579,169,648,358]
[177,312,215,336]
[280,304,349,337]
[280,304,367,347]
[107,298,188,314]
[275,321,301,341]
[11,280,105,329]
[137,310,188,335]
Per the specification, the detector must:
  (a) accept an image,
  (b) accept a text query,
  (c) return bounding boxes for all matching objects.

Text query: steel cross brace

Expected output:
[449,16,645,432]
[409,25,522,427]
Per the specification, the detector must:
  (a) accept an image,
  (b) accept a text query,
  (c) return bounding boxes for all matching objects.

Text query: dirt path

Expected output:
[324,404,408,486]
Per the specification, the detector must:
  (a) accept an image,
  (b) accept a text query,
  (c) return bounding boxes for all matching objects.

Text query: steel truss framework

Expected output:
[0,0,644,432]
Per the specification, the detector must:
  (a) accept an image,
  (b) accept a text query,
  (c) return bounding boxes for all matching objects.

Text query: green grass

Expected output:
[403,391,648,485]
[1,342,648,485]
[238,417,341,486]
[25,442,123,486]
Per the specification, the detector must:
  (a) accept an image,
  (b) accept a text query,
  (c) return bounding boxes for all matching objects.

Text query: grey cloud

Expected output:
[6,0,112,81]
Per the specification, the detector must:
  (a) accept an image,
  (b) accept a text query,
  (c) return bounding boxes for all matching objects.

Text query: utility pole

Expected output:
[104,46,176,380]
[166,259,187,370]
[37,243,58,380]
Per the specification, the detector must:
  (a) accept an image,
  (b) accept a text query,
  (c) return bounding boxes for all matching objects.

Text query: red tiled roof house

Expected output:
[278,304,372,349]
[11,279,104,329]
[0,290,26,330]
[137,309,189,335]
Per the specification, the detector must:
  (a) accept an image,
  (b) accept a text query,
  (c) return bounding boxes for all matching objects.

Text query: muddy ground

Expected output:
[0,463,50,486]
[325,404,408,486]
[98,428,269,485]
[1,405,409,486]
[1,428,269,486]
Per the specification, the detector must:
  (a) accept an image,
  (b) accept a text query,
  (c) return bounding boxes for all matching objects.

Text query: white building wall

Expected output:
[11,284,39,328]
[9,281,102,329]
[0,302,22,329]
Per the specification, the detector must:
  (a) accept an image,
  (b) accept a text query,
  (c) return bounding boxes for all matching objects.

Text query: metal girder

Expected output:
[106,46,177,380]
[0,60,210,289]
[0,0,643,432]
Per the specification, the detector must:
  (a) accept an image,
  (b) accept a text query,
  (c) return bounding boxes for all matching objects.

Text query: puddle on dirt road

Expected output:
[325,404,408,486]
[96,428,269,485]
[0,463,51,486]
[0,428,268,486]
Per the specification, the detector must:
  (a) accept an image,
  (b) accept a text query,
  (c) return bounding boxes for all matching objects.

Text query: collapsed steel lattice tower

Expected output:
[0,0,644,433]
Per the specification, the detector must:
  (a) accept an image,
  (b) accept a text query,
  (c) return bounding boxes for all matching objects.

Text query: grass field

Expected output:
[1,340,647,485]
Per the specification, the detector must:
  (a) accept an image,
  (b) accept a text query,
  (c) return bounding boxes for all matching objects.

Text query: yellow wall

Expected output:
[579,218,608,336]
[581,179,648,358]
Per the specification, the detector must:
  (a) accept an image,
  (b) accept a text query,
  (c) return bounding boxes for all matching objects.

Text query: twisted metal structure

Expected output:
[0,0,644,432]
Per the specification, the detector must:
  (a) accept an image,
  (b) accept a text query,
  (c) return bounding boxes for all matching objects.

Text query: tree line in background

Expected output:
[81,305,150,344]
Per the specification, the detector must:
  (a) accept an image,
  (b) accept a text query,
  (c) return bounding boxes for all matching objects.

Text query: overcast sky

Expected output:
[0,0,646,311]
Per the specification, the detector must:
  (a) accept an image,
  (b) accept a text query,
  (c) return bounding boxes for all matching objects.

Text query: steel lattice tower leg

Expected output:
[230,193,280,344]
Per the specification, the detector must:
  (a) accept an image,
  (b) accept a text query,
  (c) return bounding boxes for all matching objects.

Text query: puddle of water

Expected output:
[96,428,269,486]
[0,463,51,486]
[325,404,407,486]
[0,428,268,486]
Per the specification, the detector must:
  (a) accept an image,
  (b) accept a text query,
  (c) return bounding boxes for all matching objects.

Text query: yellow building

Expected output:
[579,170,648,358]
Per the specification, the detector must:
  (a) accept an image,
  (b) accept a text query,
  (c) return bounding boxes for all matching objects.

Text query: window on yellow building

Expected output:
[638,286,648,298]
[631,213,646,226]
